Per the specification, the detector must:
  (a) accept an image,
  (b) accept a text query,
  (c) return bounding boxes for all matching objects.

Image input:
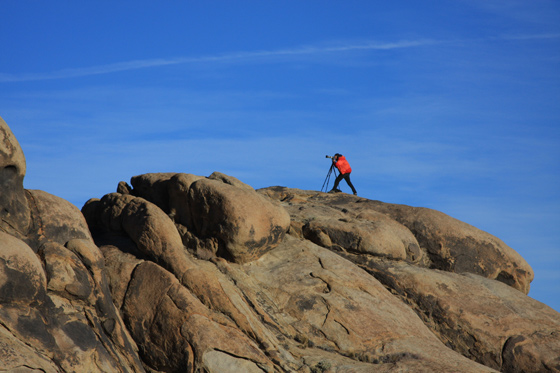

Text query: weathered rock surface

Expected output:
[366,200,534,294]
[1,116,144,372]
[354,259,560,372]
[261,187,534,293]
[0,116,30,239]
[259,187,558,372]
[1,115,559,373]
[187,176,290,263]
[233,236,497,372]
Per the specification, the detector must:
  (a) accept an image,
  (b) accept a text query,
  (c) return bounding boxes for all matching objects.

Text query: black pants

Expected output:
[333,172,357,194]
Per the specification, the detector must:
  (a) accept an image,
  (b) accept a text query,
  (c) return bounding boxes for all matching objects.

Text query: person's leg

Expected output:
[343,173,357,195]
[331,173,343,192]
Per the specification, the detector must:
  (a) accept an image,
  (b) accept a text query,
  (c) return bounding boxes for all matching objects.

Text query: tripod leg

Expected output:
[321,164,334,192]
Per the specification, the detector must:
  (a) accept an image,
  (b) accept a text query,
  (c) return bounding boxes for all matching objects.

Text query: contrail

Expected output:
[0,39,439,83]
[1,34,557,83]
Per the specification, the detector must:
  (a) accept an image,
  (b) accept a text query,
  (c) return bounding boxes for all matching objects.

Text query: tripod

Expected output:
[321,163,338,192]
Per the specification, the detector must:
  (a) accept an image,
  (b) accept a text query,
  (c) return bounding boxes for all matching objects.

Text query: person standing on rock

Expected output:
[330,153,357,195]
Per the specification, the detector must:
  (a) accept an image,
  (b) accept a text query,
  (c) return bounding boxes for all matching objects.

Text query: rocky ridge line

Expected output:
[1,115,559,372]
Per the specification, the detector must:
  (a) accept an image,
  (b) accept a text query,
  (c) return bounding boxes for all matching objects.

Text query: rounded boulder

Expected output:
[188,178,290,264]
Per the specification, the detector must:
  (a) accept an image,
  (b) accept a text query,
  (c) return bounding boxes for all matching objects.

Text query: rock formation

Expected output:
[0,116,144,372]
[1,115,559,372]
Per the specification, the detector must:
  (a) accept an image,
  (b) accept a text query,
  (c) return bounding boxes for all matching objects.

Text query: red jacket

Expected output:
[335,155,352,174]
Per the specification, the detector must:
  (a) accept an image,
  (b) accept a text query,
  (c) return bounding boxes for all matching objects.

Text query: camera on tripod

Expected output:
[325,155,334,159]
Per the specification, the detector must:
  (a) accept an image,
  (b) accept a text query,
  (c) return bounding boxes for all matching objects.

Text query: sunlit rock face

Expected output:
[0,116,144,372]
[2,115,559,373]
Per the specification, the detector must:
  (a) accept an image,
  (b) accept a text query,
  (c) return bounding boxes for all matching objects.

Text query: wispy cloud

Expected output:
[2,34,558,83]
[3,33,558,84]
[0,39,440,83]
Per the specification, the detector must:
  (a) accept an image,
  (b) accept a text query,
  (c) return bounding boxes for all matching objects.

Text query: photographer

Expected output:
[329,153,357,195]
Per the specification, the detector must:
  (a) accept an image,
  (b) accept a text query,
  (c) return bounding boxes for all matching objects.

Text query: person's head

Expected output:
[334,153,342,160]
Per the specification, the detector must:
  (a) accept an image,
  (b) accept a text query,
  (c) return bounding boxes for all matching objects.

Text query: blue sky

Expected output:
[1,1,559,312]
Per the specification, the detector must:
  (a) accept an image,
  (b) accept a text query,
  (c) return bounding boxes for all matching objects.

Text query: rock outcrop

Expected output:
[0,118,29,240]
[0,116,144,372]
[1,115,559,372]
